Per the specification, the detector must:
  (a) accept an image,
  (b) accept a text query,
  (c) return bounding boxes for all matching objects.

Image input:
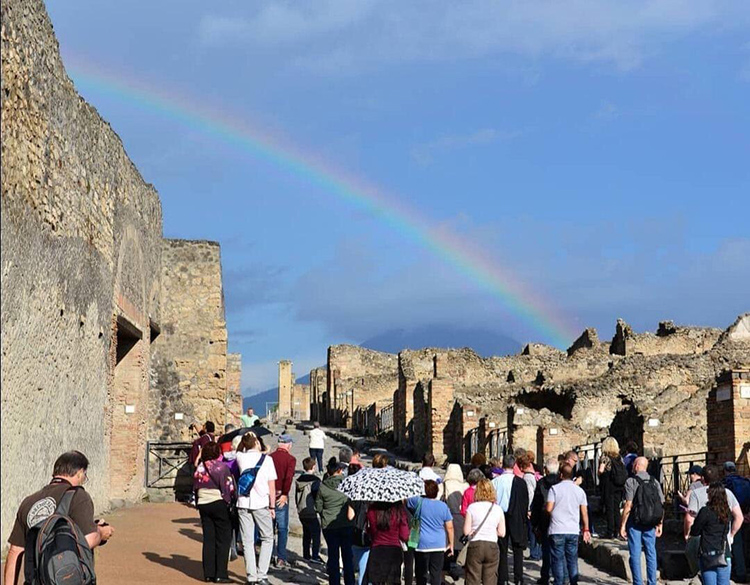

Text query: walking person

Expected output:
[723,461,750,582]
[531,458,562,585]
[519,452,542,561]
[295,457,324,564]
[194,441,236,583]
[419,453,442,483]
[546,464,591,585]
[463,479,505,585]
[309,422,327,473]
[690,482,734,585]
[316,459,356,585]
[619,457,664,585]
[598,436,628,539]
[236,432,278,585]
[406,479,454,585]
[4,451,114,585]
[365,501,410,584]
[443,464,468,579]
[461,468,485,516]
[685,465,744,578]
[492,454,529,585]
[348,465,370,585]
[270,434,296,569]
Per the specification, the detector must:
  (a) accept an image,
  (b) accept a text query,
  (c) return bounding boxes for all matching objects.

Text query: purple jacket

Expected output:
[193,459,236,504]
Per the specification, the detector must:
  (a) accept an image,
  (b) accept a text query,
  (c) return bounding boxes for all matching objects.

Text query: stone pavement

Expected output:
[92,427,633,584]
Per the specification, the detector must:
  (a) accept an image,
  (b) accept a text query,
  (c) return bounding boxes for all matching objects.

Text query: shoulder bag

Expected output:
[456,503,494,567]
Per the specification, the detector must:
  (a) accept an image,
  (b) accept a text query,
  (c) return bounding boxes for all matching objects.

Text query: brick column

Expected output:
[428,379,456,464]
[707,369,750,473]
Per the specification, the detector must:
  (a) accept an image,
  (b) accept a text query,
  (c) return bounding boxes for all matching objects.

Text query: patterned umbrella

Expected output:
[337,467,425,502]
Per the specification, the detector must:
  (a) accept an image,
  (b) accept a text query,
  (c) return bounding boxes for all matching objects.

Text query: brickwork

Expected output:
[291,383,310,420]
[309,367,327,422]
[707,369,750,473]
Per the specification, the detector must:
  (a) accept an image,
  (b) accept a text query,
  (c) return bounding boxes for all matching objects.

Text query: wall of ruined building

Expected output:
[610,319,722,357]
[310,367,327,423]
[226,353,243,424]
[1,0,164,545]
[291,383,310,420]
[150,240,228,440]
[326,345,397,428]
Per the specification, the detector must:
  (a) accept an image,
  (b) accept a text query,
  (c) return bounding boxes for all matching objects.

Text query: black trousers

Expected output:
[301,517,321,559]
[198,500,232,580]
[603,489,622,536]
[403,547,415,585]
[414,551,443,585]
[499,535,525,584]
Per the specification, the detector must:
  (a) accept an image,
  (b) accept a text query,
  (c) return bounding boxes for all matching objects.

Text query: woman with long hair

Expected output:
[690,482,732,585]
[463,479,505,585]
[193,441,236,583]
[364,501,409,584]
[598,436,627,539]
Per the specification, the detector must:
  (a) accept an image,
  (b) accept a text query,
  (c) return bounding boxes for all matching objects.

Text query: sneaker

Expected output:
[276,559,293,569]
[310,556,324,565]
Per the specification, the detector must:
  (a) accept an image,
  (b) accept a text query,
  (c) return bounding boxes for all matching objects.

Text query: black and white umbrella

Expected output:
[337,467,425,502]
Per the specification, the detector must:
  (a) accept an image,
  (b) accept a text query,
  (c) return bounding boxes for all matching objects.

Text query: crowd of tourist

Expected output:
[4,418,749,585]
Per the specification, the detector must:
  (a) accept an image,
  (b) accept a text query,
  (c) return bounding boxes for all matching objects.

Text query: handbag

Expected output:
[699,522,728,570]
[407,498,424,549]
[456,503,494,567]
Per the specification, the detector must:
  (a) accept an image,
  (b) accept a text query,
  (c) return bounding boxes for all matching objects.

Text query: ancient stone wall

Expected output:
[309,366,327,423]
[226,353,243,424]
[1,0,163,544]
[149,240,228,440]
[292,383,310,420]
[610,319,721,356]
[325,345,397,429]
[278,360,292,420]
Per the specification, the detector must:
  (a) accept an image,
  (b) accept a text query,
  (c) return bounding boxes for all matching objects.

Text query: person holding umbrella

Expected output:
[365,500,410,584]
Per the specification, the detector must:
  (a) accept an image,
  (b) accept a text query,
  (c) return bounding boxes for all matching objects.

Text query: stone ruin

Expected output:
[313,314,750,471]
[1,0,243,545]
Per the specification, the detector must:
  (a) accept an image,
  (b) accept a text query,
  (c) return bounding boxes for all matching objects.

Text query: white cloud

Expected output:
[199,0,748,73]
[411,128,523,164]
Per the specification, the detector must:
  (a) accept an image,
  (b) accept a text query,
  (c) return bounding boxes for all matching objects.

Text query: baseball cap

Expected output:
[686,464,703,475]
[723,461,737,472]
[278,434,294,444]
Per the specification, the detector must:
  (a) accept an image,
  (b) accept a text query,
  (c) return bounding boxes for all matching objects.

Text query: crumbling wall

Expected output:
[150,240,228,440]
[226,353,243,423]
[610,319,721,356]
[310,366,327,423]
[1,0,162,544]
[326,345,397,429]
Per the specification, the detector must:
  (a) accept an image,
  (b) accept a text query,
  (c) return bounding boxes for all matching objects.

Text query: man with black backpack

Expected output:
[4,451,114,585]
[619,457,664,585]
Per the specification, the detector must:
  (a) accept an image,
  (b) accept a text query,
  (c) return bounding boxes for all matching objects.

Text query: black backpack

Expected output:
[610,459,628,488]
[632,476,664,529]
[24,489,96,585]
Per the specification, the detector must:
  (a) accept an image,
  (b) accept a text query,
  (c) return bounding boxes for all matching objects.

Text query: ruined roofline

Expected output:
[329,344,397,358]
[163,238,221,247]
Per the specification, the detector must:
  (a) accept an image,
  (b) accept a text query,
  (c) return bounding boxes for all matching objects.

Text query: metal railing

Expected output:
[487,428,509,460]
[574,441,602,492]
[145,441,192,489]
[377,402,394,435]
[655,451,720,506]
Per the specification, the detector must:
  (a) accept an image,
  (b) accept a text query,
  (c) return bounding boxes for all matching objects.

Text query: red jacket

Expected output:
[270,449,297,497]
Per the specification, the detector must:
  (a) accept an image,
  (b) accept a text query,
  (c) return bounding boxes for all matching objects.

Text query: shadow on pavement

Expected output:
[171,516,201,525]
[142,552,204,580]
[178,527,203,544]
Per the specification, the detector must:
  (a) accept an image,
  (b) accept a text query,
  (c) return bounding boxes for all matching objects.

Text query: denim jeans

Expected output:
[700,558,731,585]
[528,520,542,560]
[274,501,290,562]
[323,527,355,585]
[627,524,657,585]
[550,534,579,585]
[352,545,370,585]
[310,448,324,473]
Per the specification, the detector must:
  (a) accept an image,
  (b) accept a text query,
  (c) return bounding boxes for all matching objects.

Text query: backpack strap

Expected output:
[56,488,79,516]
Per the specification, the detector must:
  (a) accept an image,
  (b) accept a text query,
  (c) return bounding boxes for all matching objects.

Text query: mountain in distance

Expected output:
[360,325,522,357]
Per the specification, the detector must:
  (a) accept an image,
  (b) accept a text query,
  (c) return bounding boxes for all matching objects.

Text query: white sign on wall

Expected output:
[549,428,559,435]
[648,418,660,427]
[489,422,496,428]
[124,405,136,414]
[174,412,184,420]
[740,384,750,399]
[516,408,525,415]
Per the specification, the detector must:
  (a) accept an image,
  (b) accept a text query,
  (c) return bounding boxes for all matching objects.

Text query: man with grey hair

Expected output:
[531,458,562,585]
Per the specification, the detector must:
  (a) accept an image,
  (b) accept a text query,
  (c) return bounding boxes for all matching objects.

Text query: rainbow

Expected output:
[67,60,578,348]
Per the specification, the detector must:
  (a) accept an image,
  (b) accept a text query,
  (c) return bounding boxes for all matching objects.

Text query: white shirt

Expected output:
[309,428,326,450]
[466,501,505,543]
[236,451,277,510]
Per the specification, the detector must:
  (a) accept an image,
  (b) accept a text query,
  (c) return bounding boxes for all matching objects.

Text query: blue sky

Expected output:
[47,1,750,393]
